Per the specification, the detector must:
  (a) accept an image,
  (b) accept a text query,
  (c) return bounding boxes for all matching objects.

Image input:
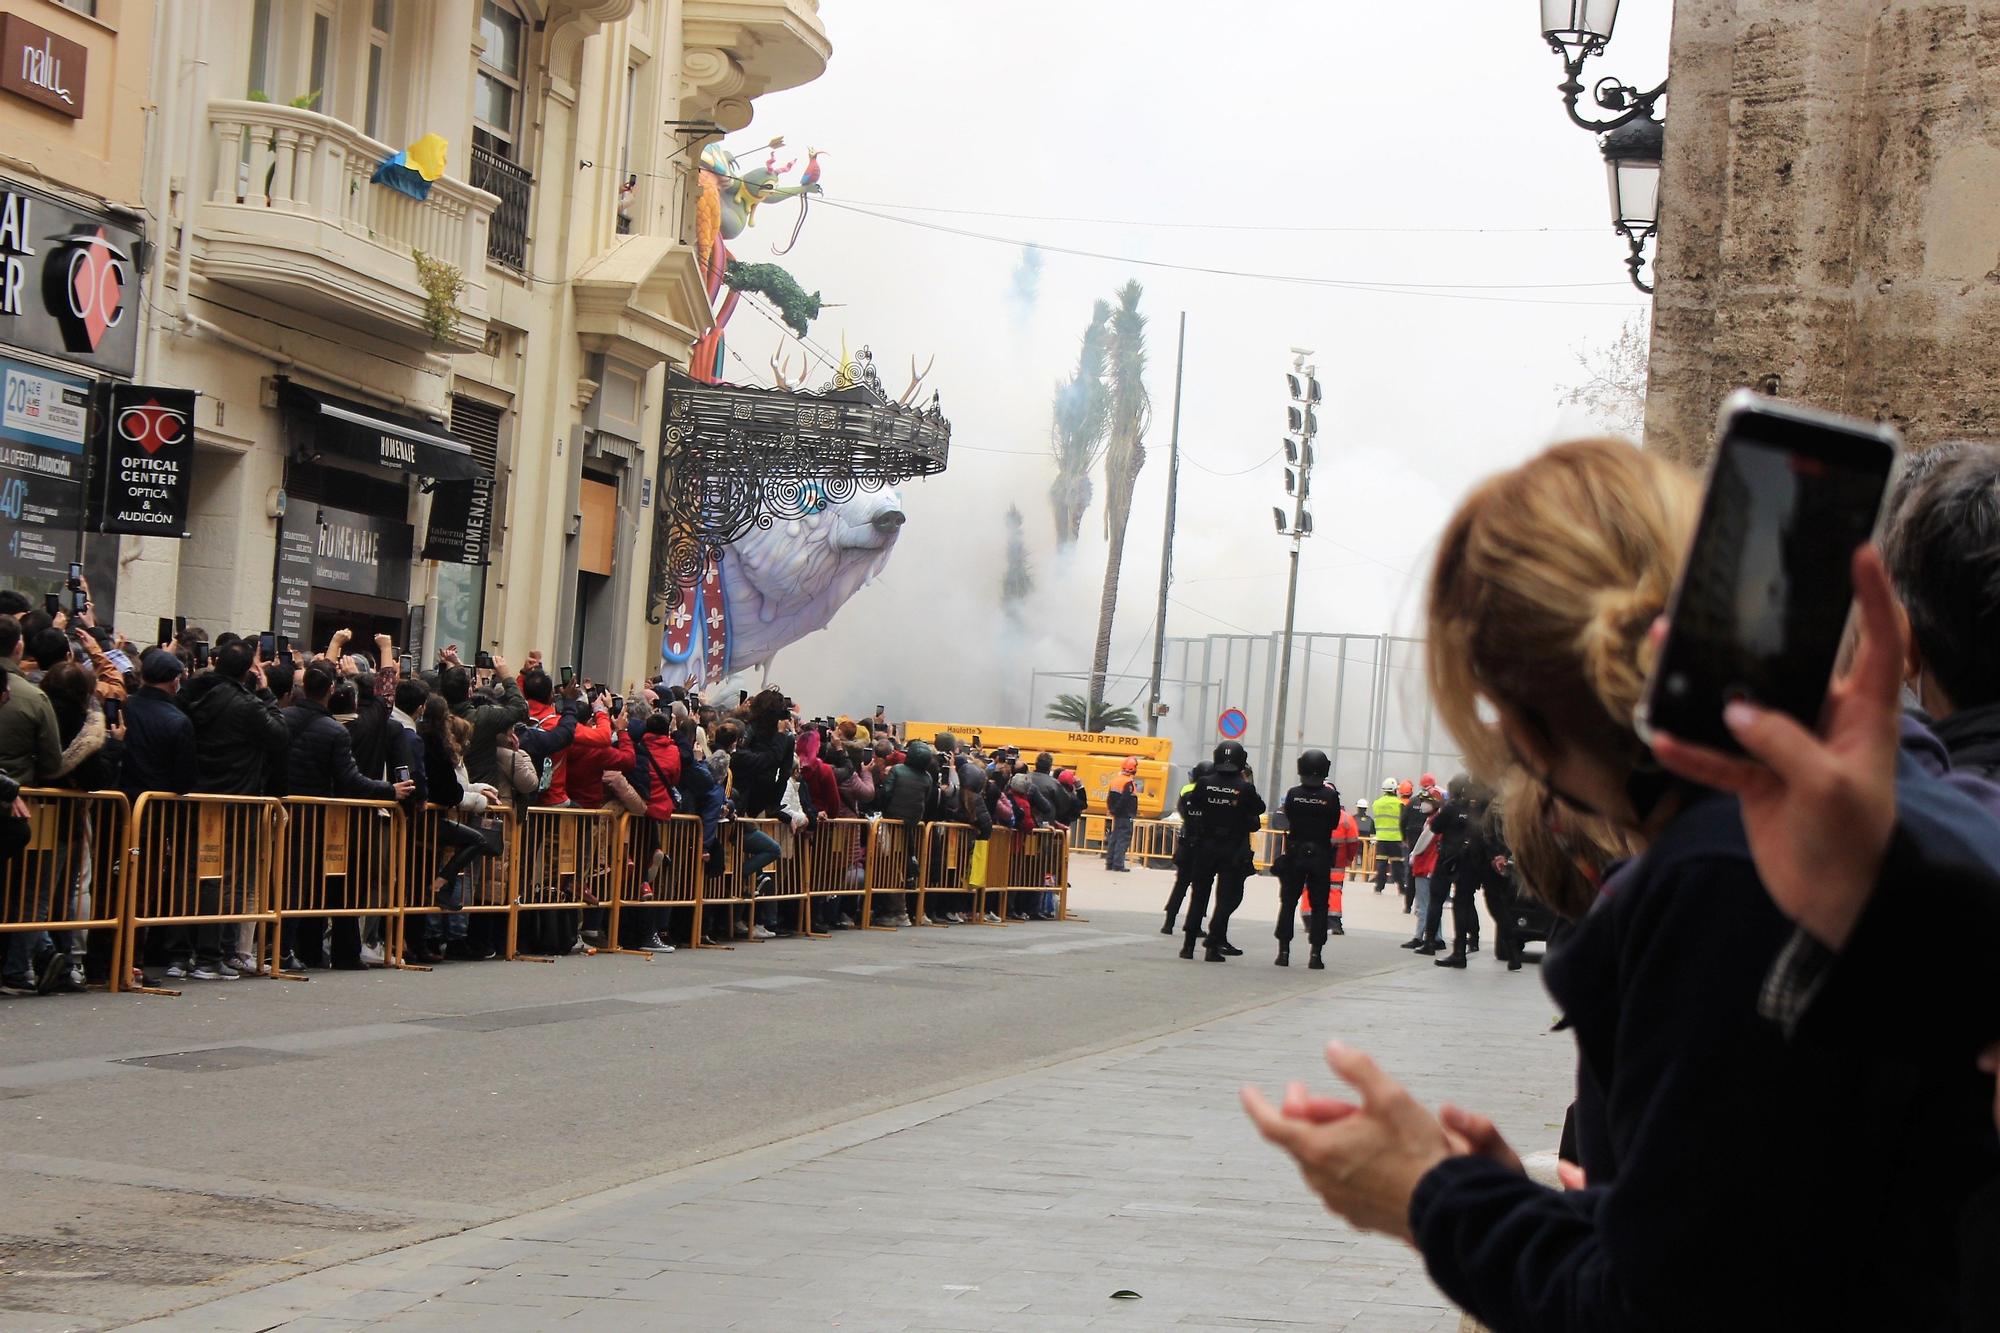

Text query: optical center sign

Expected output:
[0,182,142,378]
[96,385,195,535]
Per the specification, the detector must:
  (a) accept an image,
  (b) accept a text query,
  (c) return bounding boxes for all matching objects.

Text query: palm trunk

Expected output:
[1090,509,1129,714]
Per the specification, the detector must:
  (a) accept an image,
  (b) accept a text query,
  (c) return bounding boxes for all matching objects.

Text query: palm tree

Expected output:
[1048,300,1112,546]
[1045,692,1141,733]
[1089,280,1151,713]
[1001,504,1035,611]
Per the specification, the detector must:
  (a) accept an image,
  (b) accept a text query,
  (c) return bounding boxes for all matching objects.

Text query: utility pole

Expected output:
[1147,312,1187,738]
[1269,350,1318,786]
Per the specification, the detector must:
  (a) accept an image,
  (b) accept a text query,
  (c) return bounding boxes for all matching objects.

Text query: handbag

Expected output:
[601,770,647,817]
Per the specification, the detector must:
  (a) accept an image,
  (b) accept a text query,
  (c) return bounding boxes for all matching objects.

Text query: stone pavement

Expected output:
[131,927,1573,1332]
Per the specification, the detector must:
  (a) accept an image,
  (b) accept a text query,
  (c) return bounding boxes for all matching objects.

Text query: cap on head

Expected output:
[140,648,186,684]
[1057,769,1078,787]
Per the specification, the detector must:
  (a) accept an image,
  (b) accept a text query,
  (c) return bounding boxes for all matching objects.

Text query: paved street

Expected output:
[0,861,1572,1331]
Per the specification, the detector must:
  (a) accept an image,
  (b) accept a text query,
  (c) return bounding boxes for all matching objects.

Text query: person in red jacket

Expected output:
[624,710,684,953]
[564,694,634,810]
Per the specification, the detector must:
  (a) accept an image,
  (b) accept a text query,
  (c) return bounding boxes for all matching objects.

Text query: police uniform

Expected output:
[1275,777,1342,965]
[1178,745,1266,962]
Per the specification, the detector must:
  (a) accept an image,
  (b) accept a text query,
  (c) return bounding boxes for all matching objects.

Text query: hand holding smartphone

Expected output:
[1637,391,1901,754]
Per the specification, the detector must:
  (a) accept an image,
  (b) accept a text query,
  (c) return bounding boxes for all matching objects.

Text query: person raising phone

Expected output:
[1241,436,2000,1332]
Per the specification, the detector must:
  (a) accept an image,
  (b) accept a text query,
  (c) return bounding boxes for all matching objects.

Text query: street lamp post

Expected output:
[1538,1,1667,292]
[1269,352,1318,790]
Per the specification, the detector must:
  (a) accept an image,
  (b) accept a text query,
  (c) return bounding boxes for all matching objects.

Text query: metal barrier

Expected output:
[607,811,704,952]
[801,817,871,933]
[915,821,983,925]
[126,793,282,994]
[1006,828,1075,921]
[402,804,518,962]
[1130,819,1181,869]
[1349,841,1378,881]
[862,818,920,928]
[1067,813,1109,853]
[512,805,620,959]
[1252,827,1286,873]
[277,796,410,973]
[3,788,132,991]
[737,816,812,937]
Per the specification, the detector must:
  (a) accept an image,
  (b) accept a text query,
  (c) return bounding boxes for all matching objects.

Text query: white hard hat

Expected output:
[1381,778,1397,792]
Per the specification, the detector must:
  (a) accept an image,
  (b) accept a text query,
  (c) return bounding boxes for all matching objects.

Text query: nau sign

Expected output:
[0,183,142,378]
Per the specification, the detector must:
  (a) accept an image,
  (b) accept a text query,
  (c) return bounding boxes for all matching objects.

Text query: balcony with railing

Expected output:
[469,145,532,273]
[682,0,831,115]
[193,99,501,354]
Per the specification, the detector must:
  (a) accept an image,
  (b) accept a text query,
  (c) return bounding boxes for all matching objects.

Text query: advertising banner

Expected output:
[95,384,195,535]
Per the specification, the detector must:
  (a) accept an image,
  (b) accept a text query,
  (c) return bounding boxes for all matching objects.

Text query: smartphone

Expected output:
[103,697,121,727]
[475,650,494,670]
[1637,391,1901,754]
[394,765,412,785]
[258,632,276,659]
[44,593,60,617]
[174,615,186,641]
[157,616,174,647]
[609,695,624,718]
[68,563,86,614]
[399,653,415,674]
[193,640,210,670]
[560,665,575,687]
[276,634,290,659]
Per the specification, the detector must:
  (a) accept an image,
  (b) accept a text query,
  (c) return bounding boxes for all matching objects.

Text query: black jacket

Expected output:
[281,700,393,800]
[1182,769,1264,849]
[1931,701,2000,780]
[182,672,290,796]
[1409,779,2000,1332]
[423,728,465,810]
[730,727,796,819]
[120,686,197,799]
[1279,782,1340,844]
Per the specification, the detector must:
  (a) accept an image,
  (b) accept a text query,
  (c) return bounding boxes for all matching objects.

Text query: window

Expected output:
[247,0,274,97]
[52,0,98,15]
[307,8,333,108]
[365,0,394,140]
[475,0,526,160]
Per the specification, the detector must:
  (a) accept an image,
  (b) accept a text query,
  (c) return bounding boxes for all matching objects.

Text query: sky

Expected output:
[713,0,1671,722]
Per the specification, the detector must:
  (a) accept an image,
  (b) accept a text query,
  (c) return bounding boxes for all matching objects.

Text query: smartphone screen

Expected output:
[399,653,415,674]
[475,651,494,670]
[259,632,276,659]
[1641,394,1898,752]
[560,665,575,687]
[44,593,60,617]
[193,641,210,670]
[276,634,291,659]
[158,617,174,647]
[103,697,121,727]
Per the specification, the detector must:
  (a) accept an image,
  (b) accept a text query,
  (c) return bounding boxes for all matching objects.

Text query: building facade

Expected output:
[1646,0,2000,463]
[127,0,827,681]
[0,0,159,611]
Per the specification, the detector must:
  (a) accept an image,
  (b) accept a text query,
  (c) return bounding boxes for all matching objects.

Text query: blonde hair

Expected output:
[1427,438,1698,783]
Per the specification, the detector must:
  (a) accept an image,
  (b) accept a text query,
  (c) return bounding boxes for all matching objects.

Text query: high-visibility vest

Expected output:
[1371,793,1405,842]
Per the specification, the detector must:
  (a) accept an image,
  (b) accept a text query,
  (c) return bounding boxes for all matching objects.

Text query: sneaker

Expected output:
[165,962,190,980]
[60,965,87,993]
[188,964,238,981]
[279,952,307,972]
[35,950,71,995]
[0,976,37,996]
[749,924,776,940]
[640,934,674,953]
[568,935,590,955]
[984,911,1001,924]
[358,942,386,967]
[228,953,269,977]
[835,915,858,929]
[214,958,243,979]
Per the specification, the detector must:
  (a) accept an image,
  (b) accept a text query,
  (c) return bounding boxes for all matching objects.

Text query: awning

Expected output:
[282,383,484,482]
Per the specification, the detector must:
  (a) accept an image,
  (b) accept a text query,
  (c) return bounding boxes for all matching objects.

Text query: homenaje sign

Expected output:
[95,384,195,535]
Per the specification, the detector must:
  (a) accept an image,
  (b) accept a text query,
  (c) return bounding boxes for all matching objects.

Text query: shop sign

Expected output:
[421,475,491,566]
[0,14,85,120]
[0,181,142,377]
[273,501,413,641]
[0,352,88,586]
[95,384,195,535]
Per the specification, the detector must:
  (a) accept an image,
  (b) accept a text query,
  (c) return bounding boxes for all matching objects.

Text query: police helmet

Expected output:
[1213,741,1248,771]
[1297,749,1331,782]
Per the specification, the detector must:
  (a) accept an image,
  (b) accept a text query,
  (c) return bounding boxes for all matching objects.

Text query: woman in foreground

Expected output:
[1242,439,2000,1331]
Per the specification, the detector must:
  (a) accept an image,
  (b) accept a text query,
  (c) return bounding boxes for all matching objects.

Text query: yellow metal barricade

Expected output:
[802,817,871,934]
[126,793,280,993]
[862,818,919,928]
[512,805,621,958]
[915,821,979,925]
[736,816,810,938]
[1131,818,1181,869]
[1252,826,1287,873]
[1067,813,1108,854]
[3,789,131,992]
[609,811,703,952]
[1013,828,1076,921]
[980,825,1018,923]
[694,817,754,946]
[1350,840,1379,881]
[401,804,517,961]
[277,796,409,972]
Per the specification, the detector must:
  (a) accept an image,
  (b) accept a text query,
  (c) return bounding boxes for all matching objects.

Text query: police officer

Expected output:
[1178,741,1265,963]
[1274,750,1341,969]
[1162,762,1212,935]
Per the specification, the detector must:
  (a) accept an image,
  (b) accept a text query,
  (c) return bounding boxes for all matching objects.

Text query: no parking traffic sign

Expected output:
[1217,708,1247,740]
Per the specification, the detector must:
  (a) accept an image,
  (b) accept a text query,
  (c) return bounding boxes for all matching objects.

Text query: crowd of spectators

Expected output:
[0,599,1089,992]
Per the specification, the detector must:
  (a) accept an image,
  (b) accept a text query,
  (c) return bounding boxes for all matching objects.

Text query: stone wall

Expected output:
[1646,1,2000,463]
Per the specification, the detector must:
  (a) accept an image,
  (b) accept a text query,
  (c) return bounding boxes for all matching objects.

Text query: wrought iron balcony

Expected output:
[469,145,532,273]
[193,99,500,353]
